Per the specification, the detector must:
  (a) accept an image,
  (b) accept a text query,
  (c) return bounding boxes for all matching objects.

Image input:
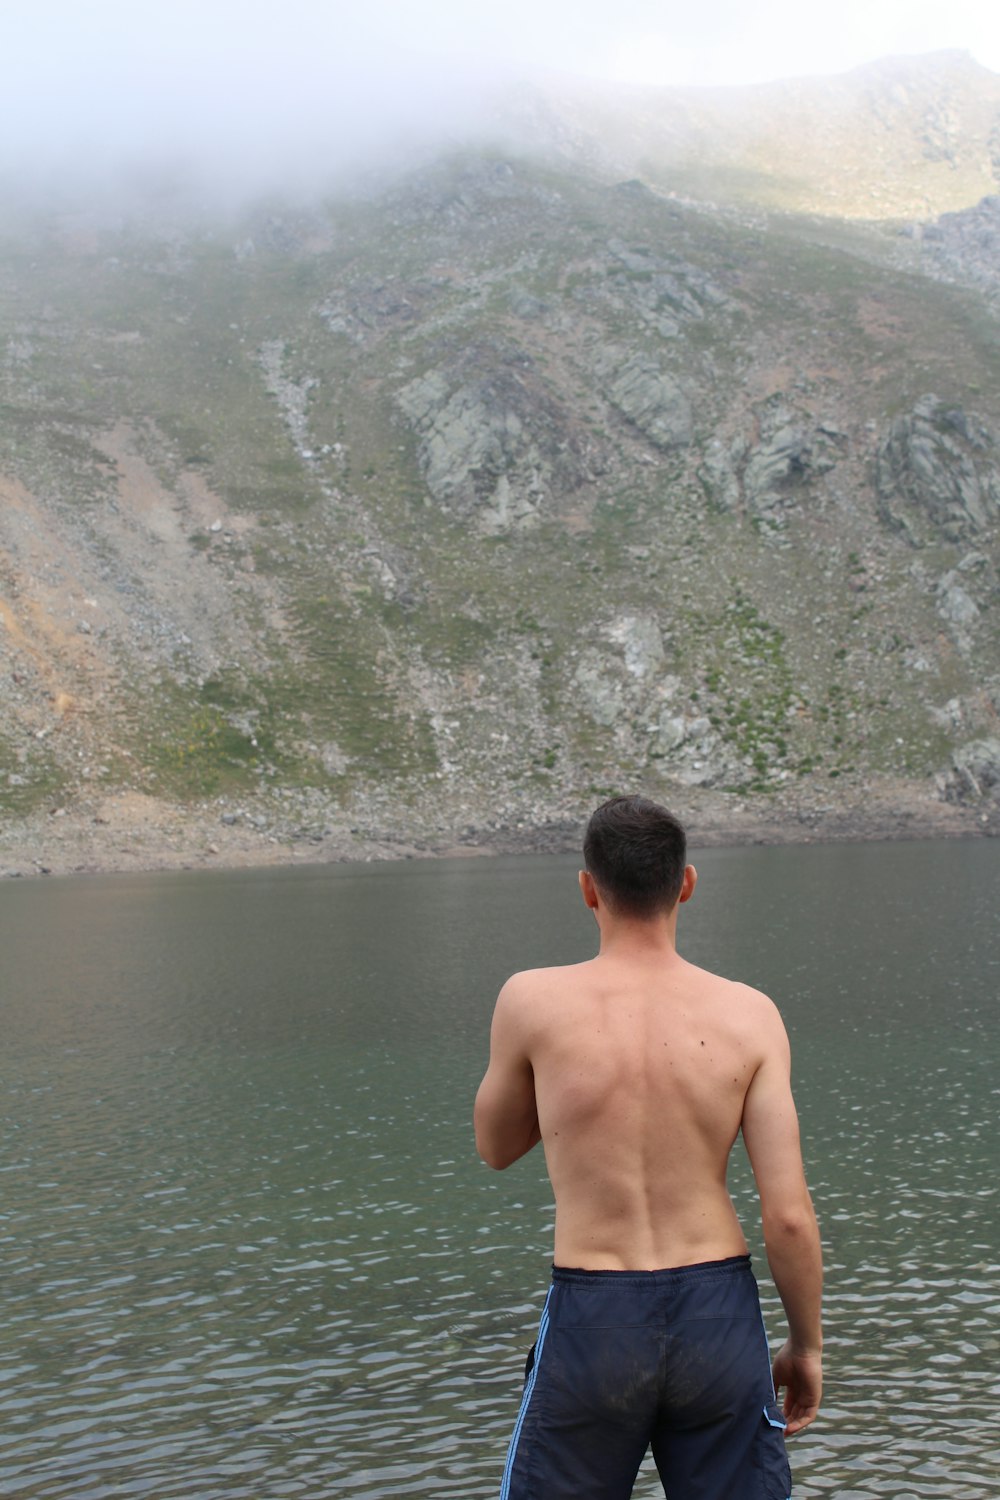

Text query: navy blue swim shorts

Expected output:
[499,1255,791,1500]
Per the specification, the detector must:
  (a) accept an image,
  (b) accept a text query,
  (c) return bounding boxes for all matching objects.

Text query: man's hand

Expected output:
[771,1341,822,1435]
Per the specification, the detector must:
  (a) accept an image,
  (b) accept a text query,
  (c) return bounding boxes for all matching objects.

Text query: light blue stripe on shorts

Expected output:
[500,1288,553,1500]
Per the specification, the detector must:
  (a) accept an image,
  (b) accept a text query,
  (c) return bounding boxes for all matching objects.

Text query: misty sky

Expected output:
[4,0,999,188]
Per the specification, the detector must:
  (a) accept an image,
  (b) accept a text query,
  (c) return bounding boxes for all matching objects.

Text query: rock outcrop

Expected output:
[699,409,846,530]
[876,395,1000,543]
[916,194,1000,301]
[600,351,693,451]
[398,345,599,531]
[938,738,1000,803]
[743,413,844,530]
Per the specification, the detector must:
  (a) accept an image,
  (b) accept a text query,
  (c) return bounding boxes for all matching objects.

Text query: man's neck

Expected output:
[596,914,680,961]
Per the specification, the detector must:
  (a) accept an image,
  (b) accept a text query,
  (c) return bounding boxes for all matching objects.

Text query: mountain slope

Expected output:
[1,58,998,869]
[509,51,1000,218]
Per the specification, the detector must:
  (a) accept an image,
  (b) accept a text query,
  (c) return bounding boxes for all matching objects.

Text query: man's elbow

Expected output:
[475,1131,513,1171]
[762,1199,819,1244]
[473,1107,510,1170]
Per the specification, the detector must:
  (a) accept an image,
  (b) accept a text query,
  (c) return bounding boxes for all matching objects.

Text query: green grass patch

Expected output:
[0,736,64,817]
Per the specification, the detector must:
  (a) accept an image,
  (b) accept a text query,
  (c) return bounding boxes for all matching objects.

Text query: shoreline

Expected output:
[2,779,995,881]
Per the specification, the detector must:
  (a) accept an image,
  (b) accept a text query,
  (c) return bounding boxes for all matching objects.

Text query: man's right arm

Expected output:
[474,975,541,1171]
[741,1006,823,1435]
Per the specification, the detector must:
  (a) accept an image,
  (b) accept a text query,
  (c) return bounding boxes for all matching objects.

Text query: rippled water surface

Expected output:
[2,839,998,1499]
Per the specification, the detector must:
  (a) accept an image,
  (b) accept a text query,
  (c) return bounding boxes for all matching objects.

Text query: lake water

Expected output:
[1,839,998,1500]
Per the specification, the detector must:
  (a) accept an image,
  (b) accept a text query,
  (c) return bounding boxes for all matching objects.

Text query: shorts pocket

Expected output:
[758,1402,792,1498]
[523,1342,537,1383]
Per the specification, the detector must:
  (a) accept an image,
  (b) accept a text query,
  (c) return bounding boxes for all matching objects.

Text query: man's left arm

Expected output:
[474,976,541,1170]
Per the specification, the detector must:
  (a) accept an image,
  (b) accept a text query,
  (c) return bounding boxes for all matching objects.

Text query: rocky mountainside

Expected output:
[509,50,1000,219]
[1,54,998,873]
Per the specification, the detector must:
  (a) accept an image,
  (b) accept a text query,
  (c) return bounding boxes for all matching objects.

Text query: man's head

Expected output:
[582,794,690,920]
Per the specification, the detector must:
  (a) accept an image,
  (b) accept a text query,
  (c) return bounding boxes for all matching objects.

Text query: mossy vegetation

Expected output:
[699,590,797,790]
[0,732,64,816]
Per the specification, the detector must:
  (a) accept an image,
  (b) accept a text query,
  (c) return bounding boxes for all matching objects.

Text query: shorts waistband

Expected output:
[551,1253,752,1285]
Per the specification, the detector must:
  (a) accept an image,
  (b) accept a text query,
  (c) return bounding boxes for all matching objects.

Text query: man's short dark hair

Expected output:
[583,794,687,918]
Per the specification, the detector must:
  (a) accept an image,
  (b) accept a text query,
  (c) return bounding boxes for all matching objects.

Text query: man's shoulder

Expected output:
[718,974,782,1014]
[496,962,593,1024]
[720,977,790,1060]
[684,963,787,1028]
[499,960,593,1001]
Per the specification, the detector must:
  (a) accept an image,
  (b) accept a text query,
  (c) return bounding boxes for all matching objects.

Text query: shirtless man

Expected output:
[475,794,822,1500]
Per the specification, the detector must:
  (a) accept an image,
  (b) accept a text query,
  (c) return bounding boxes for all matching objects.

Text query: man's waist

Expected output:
[551,1253,752,1285]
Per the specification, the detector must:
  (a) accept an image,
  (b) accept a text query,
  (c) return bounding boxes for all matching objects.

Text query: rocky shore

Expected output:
[2,778,994,881]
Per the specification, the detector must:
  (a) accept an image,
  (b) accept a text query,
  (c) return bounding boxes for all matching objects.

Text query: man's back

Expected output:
[510,948,784,1269]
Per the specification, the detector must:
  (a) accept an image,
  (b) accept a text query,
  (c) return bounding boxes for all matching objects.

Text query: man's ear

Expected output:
[579,870,600,910]
[678,864,698,904]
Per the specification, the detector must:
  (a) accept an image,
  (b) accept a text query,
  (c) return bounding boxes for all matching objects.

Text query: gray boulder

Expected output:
[699,408,844,526]
[698,436,746,513]
[744,422,837,522]
[938,737,1000,803]
[936,572,980,628]
[876,395,1000,543]
[572,650,625,727]
[602,353,693,450]
[398,347,593,531]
